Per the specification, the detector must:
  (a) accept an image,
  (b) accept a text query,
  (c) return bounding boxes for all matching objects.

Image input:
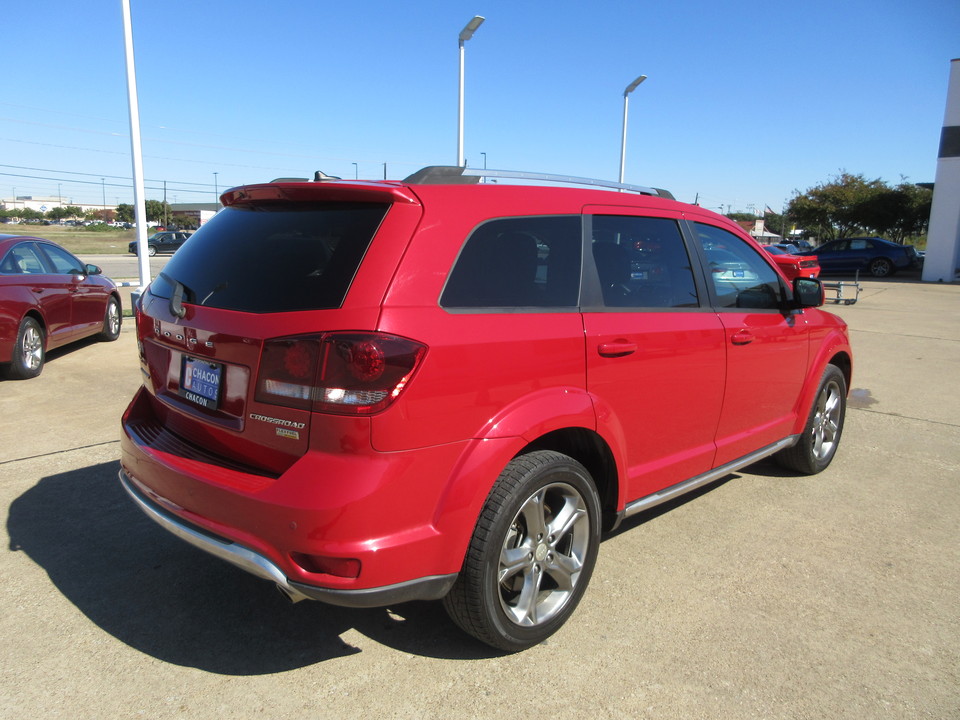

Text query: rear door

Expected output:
[581,208,725,501]
[687,221,809,465]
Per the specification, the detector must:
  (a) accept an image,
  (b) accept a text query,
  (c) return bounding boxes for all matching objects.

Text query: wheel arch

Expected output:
[792,336,853,436]
[430,423,622,570]
[22,308,46,334]
[520,427,621,532]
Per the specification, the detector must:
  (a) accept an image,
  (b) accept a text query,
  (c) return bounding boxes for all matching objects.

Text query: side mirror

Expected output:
[85,264,102,276]
[792,277,824,308]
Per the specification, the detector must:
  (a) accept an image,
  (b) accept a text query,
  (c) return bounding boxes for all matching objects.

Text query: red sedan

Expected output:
[0,234,122,379]
[763,245,821,280]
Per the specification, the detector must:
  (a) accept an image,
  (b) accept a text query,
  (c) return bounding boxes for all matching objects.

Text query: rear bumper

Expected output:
[119,467,456,607]
[118,386,482,605]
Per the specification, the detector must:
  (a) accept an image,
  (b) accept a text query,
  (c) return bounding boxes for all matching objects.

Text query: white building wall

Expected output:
[923,58,960,283]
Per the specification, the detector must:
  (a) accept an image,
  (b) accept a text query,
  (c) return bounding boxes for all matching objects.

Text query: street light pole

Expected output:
[457,15,485,168]
[619,74,647,184]
[213,172,219,206]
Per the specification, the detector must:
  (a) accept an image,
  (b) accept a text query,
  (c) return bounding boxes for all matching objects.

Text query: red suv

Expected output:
[119,167,852,651]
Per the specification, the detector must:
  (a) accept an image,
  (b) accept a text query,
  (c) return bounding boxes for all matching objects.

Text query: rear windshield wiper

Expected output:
[170,279,188,318]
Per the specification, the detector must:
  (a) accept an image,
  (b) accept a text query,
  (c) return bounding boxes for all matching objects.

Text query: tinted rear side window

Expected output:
[591,215,699,308]
[440,216,581,308]
[149,203,389,313]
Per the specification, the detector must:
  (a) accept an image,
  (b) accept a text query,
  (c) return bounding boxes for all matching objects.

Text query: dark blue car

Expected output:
[812,237,920,277]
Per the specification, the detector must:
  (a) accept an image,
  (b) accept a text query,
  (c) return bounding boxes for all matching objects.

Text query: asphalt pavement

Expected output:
[1,277,958,719]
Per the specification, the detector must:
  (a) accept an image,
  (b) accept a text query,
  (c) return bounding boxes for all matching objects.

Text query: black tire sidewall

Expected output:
[473,452,601,650]
[99,296,122,341]
[10,317,44,379]
[800,365,847,473]
[870,258,892,277]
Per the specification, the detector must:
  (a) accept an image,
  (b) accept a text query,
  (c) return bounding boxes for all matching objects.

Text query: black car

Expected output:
[812,236,920,277]
[128,231,191,257]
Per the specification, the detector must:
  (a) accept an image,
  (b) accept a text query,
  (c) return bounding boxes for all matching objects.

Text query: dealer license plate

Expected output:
[180,356,223,410]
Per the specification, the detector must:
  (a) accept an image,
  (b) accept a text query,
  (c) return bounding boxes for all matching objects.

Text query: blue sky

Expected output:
[3,0,958,213]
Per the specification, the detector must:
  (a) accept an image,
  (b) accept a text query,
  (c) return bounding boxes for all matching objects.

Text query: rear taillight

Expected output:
[799,260,819,268]
[255,333,426,415]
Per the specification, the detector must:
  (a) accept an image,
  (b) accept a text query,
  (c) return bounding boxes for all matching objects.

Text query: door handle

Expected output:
[598,341,637,357]
[731,329,754,345]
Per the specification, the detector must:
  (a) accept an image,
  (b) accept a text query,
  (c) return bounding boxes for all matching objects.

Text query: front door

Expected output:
[582,210,725,502]
[689,221,809,465]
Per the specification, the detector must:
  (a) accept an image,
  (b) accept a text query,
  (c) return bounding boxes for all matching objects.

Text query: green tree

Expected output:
[145,199,171,223]
[873,180,933,244]
[115,203,134,223]
[788,172,932,243]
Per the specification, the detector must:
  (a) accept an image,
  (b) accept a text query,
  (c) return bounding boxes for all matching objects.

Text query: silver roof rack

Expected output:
[402,165,673,199]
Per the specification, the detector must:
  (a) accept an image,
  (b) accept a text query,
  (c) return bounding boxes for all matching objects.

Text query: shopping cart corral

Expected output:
[821,272,862,305]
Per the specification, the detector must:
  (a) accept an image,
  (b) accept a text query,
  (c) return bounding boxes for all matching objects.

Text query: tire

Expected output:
[443,450,601,652]
[776,364,846,474]
[98,296,122,341]
[147,245,158,257]
[7,317,45,380]
[869,257,893,277]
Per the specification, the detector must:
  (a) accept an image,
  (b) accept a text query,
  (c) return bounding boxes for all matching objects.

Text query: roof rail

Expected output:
[402,165,673,199]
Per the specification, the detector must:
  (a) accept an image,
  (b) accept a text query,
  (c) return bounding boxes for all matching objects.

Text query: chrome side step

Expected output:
[622,436,798,519]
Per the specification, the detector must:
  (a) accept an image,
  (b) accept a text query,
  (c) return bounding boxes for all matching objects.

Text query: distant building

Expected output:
[1,195,112,215]
[170,203,220,228]
[735,219,782,243]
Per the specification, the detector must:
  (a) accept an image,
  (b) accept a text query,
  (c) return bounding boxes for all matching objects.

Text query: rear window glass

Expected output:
[148,203,389,313]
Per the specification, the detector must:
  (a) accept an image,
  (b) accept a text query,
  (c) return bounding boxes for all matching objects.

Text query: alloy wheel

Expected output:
[811,379,843,461]
[497,481,591,627]
[107,301,121,335]
[20,324,43,371]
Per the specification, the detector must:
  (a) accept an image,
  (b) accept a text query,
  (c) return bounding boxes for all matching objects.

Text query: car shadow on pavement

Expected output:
[7,460,502,671]
[0,336,101,381]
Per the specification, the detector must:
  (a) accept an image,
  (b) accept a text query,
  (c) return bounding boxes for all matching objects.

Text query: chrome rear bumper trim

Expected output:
[118,469,457,607]
[118,469,311,600]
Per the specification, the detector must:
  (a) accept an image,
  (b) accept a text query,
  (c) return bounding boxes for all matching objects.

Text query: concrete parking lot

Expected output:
[1,278,958,719]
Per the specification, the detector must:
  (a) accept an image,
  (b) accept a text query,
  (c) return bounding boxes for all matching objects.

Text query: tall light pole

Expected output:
[481,152,487,169]
[213,172,219,205]
[619,74,647,183]
[121,0,150,291]
[457,15,485,168]
[352,162,358,179]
